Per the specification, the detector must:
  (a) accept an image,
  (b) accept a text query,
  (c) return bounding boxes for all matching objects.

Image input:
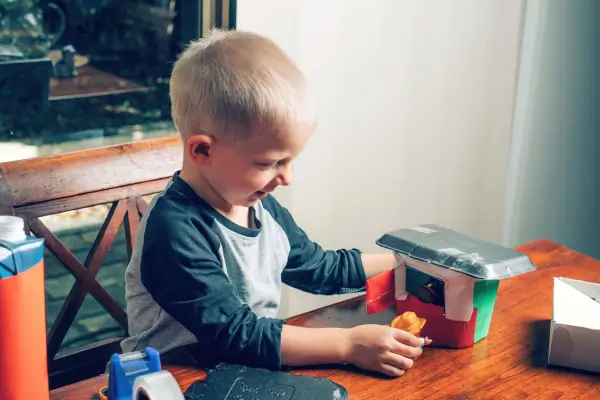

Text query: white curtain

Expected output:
[503,0,600,260]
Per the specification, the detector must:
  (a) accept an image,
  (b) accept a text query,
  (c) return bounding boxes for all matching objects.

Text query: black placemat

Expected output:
[184,363,348,400]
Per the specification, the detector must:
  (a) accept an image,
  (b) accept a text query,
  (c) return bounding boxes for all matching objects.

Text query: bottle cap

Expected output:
[0,216,27,242]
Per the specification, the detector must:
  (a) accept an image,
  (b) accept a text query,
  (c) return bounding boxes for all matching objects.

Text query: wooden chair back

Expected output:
[0,135,182,388]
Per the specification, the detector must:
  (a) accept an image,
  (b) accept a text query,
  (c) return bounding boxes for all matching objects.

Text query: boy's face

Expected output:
[205,125,313,207]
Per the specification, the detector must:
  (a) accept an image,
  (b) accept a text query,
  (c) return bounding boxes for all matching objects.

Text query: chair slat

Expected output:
[46,200,128,359]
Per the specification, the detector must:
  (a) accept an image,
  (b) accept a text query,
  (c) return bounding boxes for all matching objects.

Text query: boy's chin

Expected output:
[235,193,265,206]
[229,191,269,207]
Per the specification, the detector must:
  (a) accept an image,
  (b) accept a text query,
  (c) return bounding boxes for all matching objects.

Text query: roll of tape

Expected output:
[133,370,184,400]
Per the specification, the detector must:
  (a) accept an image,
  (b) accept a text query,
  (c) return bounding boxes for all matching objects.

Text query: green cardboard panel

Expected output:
[472,279,500,343]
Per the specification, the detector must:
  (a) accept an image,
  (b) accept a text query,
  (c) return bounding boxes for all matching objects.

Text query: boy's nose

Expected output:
[278,165,293,186]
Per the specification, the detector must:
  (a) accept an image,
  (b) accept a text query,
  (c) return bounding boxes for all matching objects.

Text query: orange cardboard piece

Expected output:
[391,311,427,336]
[0,261,49,400]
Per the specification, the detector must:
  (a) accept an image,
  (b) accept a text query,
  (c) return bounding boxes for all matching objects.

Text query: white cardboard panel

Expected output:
[399,254,475,322]
[553,278,600,330]
[548,323,600,373]
[548,277,600,373]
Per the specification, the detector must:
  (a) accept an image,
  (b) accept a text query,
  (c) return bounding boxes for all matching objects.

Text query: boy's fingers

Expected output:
[379,365,405,378]
[415,337,432,360]
[390,327,421,347]
[390,340,422,359]
[383,351,414,370]
[378,362,407,378]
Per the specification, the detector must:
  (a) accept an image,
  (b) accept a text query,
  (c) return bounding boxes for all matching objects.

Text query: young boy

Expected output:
[122,29,429,378]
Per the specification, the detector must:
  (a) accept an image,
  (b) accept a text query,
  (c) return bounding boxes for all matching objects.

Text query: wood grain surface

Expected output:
[0,135,181,208]
[50,239,600,399]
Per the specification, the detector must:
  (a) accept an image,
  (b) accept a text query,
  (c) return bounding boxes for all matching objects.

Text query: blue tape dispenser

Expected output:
[98,347,162,400]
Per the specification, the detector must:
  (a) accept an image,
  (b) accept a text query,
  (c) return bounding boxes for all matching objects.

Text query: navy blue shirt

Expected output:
[122,172,366,369]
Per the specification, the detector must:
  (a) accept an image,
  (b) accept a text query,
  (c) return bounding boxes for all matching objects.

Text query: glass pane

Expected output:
[1,1,236,163]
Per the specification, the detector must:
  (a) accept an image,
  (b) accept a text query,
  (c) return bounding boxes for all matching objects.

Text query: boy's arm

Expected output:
[139,206,421,375]
[141,212,358,368]
[263,196,395,294]
[266,198,365,295]
[282,325,349,366]
[280,323,425,373]
[361,253,397,278]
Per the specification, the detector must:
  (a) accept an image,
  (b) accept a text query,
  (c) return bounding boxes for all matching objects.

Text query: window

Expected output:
[0,0,236,163]
[0,0,235,356]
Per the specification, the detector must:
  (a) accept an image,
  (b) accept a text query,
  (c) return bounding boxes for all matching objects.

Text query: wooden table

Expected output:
[50,239,600,399]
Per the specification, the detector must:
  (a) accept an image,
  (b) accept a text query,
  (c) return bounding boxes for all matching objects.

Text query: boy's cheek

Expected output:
[246,171,274,187]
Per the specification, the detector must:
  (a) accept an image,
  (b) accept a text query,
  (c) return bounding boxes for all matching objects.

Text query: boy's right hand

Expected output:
[344,324,426,377]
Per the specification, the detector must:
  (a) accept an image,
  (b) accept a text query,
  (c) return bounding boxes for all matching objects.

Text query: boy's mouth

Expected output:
[254,185,277,199]
[256,185,276,195]
[254,191,268,199]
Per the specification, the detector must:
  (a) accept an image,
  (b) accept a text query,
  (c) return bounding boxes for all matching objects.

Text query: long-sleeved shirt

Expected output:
[121,172,366,369]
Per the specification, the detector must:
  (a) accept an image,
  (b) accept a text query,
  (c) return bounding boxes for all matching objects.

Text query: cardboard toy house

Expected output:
[366,224,537,348]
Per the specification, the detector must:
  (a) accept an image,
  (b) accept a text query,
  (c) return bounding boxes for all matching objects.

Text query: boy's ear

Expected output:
[186,134,214,164]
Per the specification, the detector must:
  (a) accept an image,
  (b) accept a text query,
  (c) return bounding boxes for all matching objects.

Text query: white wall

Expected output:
[237,0,525,318]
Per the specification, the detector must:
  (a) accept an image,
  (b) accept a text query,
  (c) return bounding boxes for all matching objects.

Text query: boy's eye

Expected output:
[257,161,279,170]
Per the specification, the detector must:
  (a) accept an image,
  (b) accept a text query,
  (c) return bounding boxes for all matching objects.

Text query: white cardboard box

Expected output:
[548,277,600,373]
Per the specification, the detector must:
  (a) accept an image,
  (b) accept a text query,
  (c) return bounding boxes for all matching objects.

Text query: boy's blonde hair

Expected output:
[170,29,315,141]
